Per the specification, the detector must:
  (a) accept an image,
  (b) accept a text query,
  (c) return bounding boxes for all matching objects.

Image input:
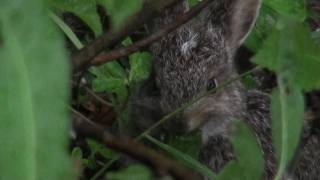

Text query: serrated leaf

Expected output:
[49,0,102,36]
[271,81,304,179]
[129,52,152,84]
[120,37,153,86]
[0,0,73,179]
[98,0,142,28]
[104,61,127,79]
[252,22,320,91]
[106,164,153,180]
[216,122,264,180]
[145,135,216,180]
[90,62,128,103]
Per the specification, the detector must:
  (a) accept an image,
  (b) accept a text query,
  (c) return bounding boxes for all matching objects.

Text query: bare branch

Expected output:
[91,0,213,66]
[71,108,201,180]
[72,0,183,73]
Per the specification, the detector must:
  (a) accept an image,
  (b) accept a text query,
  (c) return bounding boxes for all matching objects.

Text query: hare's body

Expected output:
[133,0,320,179]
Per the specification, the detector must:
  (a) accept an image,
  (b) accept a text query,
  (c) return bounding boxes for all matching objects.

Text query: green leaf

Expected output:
[188,0,198,7]
[271,78,304,179]
[98,0,142,28]
[121,37,152,86]
[71,147,84,160]
[92,76,125,92]
[121,37,133,46]
[87,139,117,159]
[216,122,264,180]
[91,61,127,82]
[245,4,277,52]
[49,0,103,36]
[106,164,153,180]
[103,61,127,79]
[252,21,320,91]
[263,0,306,22]
[0,0,73,179]
[167,133,202,159]
[129,52,152,84]
[91,62,128,103]
[242,75,258,89]
[49,11,84,49]
[145,135,216,179]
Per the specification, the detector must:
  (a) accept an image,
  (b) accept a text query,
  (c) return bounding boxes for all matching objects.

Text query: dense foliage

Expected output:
[1,0,319,179]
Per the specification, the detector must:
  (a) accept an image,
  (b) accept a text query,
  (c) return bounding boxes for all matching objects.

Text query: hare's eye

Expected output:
[207,78,217,91]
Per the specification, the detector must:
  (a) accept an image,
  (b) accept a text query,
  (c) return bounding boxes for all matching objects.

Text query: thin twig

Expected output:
[72,0,183,73]
[91,0,213,66]
[70,107,100,127]
[84,86,113,107]
[72,109,201,180]
[137,66,261,139]
[71,81,113,107]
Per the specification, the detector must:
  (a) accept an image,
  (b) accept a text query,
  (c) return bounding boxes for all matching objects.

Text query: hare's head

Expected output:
[151,0,261,137]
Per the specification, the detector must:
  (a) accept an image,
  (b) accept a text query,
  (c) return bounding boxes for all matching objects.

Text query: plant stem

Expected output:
[49,11,84,49]
[274,74,289,180]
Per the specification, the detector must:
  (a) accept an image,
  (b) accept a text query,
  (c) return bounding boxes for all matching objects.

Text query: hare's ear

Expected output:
[228,0,261,47]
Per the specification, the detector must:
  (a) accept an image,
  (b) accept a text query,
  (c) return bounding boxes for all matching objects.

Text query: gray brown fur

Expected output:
[133,0,319,179]
[149,0,247,134]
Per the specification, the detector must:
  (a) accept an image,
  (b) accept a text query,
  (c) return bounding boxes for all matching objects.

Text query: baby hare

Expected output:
[133,0,320,179]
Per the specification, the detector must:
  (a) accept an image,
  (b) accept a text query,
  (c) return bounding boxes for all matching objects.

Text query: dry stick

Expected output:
[92,0,214,66]
[70,107,101,127]
[71,108,201,180]
[83,86,113,107]
[71,81,113,107]
[72,0,183,73]
[91,66,261,179]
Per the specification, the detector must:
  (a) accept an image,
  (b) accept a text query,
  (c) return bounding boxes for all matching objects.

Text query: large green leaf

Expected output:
[271,78,304,180]
[0,0,73,179]
[245,4,277,52]
[216,122,264,180]
[263,0,306,22]
[98,0,142,28]
[252,21,320,91]
[106,164,153,180]
[49,0,103,36]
